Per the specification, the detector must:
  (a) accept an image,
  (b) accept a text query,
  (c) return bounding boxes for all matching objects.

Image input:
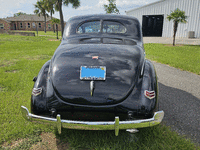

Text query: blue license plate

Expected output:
[80,66,106,80]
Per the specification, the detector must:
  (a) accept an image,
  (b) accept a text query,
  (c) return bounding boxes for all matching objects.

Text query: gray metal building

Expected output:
[125,0,200,38]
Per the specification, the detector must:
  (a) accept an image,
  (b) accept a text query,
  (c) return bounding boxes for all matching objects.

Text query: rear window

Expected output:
[77,21,100,34]
[103,21,126,33]
[76,21,126,34]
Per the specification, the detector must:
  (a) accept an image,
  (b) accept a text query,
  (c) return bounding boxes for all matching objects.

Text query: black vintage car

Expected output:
[21,14,164,136]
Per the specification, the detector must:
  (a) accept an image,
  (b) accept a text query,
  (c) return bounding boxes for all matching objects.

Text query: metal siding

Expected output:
[179,0,184,37]
[184,0,191,37]
[163,0,168,37]
[188,0,195,33]
[185,0,191,37]
[182,0,189,37]
[179,0,185,37]
[193,0,200,38]
[197,1,200,38]
[164,0,172,37]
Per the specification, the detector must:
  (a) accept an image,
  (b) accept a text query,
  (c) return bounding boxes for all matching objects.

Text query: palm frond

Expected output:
[63,0,80,8]
[167,8,188,23]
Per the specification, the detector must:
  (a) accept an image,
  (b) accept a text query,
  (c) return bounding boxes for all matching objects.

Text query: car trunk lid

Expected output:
[50,44,144,105]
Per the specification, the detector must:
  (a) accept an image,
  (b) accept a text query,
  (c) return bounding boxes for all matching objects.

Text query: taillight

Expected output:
[144,90,155,99]
[32,87,42,96]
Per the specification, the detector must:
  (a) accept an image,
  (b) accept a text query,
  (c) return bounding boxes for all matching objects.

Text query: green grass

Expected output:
[144,43,200,75]
[0,34,199,149]
[0,34,60,149]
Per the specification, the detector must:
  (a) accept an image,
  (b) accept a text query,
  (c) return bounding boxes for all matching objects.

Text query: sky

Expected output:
[0,0,160,21]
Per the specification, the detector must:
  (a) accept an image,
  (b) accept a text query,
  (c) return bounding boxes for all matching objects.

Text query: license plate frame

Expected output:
[80,66,106,80]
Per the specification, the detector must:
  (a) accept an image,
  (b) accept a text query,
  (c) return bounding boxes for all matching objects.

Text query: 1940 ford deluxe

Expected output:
[21,14,164,136]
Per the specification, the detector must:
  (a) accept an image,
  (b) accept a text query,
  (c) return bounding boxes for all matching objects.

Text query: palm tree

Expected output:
[51,18,60,39]
[54,0,80,37]
[34,0,49,33]
[44,0,56,32]
[167,8,188,46]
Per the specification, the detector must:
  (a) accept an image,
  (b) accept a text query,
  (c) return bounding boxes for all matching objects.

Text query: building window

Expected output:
[32,23,35,28]
[28,23,30,28]
[20,23,23,28]
[0,23,4,29]
[38,23,41,28]
[48,24,51,29]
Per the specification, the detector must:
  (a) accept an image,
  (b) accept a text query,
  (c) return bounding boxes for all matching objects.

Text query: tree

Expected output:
[14,12,27,17]
[44,0,56,32]
[51,18,60,39]
[50,18,60,24]
[34,0,49,33]
[104,0,120,14]
[53,0,80,37]
[167,8,188,46]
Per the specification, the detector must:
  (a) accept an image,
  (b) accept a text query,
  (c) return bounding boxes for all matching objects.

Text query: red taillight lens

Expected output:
[144,90,155,99]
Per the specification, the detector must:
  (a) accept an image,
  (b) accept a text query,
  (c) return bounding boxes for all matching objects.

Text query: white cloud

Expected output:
[0,0,36,18]
[77,5,93,11]
[116,0,150,6]
[97,0,109,8]
[96,0,160,14]
[98,0,159,8]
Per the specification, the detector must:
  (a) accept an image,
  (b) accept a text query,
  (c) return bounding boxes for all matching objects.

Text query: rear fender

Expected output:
[31,60,51,114]
[121,59,158,117]
[136,59,158,115]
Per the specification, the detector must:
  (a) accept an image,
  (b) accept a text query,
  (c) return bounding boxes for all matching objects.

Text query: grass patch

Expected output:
[0,34,199,149]
[144,43,200,75]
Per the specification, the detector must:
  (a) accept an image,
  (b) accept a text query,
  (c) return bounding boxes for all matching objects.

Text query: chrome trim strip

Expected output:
[90,81,95,96]
[21,106,164,136]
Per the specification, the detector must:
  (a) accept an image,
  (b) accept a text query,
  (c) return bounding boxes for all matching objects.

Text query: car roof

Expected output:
[68,14,139,22]
[62,14,142,45]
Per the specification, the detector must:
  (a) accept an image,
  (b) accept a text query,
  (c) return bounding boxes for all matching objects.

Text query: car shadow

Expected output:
[158,82,200,146]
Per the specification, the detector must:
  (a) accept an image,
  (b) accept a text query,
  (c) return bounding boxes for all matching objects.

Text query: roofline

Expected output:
[0,18,11,23]
[4,14,60,22]
[125,0,166,13]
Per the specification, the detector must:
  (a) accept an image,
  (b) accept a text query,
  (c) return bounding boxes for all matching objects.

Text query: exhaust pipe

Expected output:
[50,108,57,118]
[126,129,139,133]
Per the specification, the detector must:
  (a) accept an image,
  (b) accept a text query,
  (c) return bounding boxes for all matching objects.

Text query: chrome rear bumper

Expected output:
[21,106,164,136]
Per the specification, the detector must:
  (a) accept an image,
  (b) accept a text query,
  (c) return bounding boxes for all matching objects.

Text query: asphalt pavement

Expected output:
[143,37,200,146]
[152,61,200,146]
